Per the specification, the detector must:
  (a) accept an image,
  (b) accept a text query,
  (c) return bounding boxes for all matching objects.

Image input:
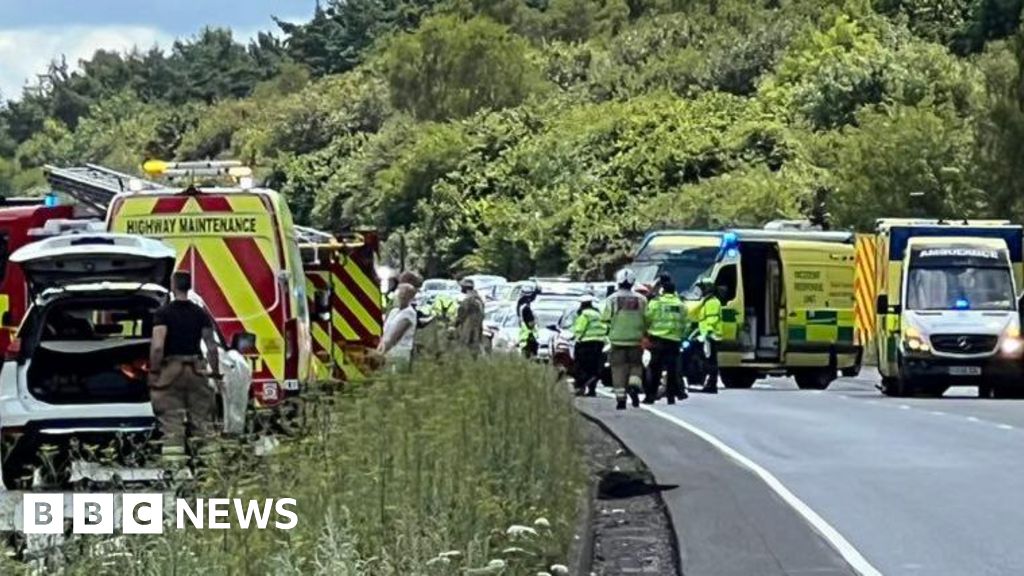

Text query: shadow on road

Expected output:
[597,469,678,500]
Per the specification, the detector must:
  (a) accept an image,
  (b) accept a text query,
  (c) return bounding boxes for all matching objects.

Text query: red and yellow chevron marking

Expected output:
[304,244,382,382]
[854,234,878,346]
[109,193,289,384]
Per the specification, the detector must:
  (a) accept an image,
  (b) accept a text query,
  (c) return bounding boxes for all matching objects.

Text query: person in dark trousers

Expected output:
[572,294,607,396]
[149,271,222,461]
[644,278,688,404]
[696,279,723,394]
[517,283,540,359]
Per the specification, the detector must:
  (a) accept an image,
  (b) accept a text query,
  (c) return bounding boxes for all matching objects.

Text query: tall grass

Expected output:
[5,355,585,575]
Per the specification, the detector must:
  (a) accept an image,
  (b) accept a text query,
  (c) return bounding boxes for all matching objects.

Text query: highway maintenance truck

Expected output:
[873,219,1024,398]
[106,160,316,416]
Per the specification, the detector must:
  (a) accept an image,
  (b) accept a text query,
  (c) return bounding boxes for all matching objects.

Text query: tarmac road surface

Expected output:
[580,373,1024,576]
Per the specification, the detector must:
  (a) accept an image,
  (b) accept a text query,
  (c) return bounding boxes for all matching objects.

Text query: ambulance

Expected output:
[682,229,861,389]
[106,161,317,413]
[873,219,1024,398]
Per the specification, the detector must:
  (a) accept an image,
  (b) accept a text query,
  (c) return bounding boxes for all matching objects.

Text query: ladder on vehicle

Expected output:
[44,164,163,214]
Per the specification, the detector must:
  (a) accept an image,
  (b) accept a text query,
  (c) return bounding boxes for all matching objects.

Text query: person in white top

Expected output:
[379,283,418,369]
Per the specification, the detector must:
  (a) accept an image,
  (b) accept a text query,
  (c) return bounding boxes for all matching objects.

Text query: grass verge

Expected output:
[2,355,585,576]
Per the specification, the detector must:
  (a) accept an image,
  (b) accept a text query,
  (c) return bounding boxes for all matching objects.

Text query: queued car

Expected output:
[463,274,507,301]
[0,233,253,489]
[491,294,578,361]
[417,278,461,308]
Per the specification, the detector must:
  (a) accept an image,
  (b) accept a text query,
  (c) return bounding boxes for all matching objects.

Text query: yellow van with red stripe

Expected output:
[106,185,312,409]
[300,231,383,383]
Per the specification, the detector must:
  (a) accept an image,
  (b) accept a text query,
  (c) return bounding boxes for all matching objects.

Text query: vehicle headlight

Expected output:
[1001,326,1022,356]
[904,326,930,353]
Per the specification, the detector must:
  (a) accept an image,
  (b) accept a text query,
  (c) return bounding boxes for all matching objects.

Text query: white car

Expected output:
[0,233,252,489]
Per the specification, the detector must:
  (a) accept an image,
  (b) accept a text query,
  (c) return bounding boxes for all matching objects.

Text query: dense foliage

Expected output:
[4,0,1024,278]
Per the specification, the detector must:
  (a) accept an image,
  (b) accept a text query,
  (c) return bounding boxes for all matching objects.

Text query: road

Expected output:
[581,374,1024,576]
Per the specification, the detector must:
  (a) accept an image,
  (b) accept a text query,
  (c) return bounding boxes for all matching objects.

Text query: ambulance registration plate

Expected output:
[948,366,981,376]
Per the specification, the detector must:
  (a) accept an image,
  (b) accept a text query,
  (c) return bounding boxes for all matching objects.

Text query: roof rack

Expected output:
[729,228,854,244]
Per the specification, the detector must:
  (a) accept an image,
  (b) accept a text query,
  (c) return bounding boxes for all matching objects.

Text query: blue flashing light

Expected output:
[721,231,738,250]
[726,248,739,258]
[44,192,58,207]
[954,298,970,310]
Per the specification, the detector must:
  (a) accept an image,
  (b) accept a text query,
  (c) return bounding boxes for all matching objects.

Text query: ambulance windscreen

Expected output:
[906,247,1014,311]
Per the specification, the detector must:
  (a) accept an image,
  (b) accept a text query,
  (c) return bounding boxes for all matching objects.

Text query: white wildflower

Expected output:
[506,524,539,538]
[550,565,570,575]
[440,550,463,559]
[502,547,530,555]
[534,517,551,529]
[487,559,507,569]
[426,556,450,566]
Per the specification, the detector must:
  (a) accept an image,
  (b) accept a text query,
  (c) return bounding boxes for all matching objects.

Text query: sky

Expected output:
[0,0,316,99]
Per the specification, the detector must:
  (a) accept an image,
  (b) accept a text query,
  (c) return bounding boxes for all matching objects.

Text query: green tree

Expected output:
[384,15,545,121]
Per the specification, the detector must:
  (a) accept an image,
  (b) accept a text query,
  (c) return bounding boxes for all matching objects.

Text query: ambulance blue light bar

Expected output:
[955,298,970,310]
[44,192,58,207]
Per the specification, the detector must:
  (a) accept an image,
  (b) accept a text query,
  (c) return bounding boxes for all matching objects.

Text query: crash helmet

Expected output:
[579,294,596,305]
[615,267,637,287]
[520,281,539,297]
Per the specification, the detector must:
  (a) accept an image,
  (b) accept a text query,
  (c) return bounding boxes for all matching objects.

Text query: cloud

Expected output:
[0,25,173,101]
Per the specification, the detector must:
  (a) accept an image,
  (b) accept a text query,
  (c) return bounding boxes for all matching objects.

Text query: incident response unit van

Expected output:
[107,161,314,412]
[873,219,1023,398]
[693,229,861,389]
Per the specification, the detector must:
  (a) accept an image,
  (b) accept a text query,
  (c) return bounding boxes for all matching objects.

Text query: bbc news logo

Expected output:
[20,494,298,534]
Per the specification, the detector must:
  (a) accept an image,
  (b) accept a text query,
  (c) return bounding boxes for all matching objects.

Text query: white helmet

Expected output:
[615,268,636,287]
[579,294,595,304]
[520,282,539,296]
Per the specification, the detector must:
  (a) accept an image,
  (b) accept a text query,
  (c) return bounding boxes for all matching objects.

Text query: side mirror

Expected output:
[231,331,257,354]
[314,290,331,318]
[876,294,888,313]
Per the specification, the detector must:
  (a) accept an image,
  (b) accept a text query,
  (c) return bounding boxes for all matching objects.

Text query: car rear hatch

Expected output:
[11,233,175,298]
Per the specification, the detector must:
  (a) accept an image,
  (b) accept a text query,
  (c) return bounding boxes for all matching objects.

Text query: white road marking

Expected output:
[997,424,1014,430]
[930,411,946,417]
[899,405,911,410]
[592,390,882,576]
[966,416,981,423]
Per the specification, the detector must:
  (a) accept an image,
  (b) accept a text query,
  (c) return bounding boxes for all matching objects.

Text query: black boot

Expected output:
[628,387,640,407]
[616,397,627,410]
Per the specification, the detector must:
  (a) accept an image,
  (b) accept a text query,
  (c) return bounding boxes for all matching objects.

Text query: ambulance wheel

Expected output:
[795,369,833,390]
[881,376,909,397]
[720,370,756,389]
